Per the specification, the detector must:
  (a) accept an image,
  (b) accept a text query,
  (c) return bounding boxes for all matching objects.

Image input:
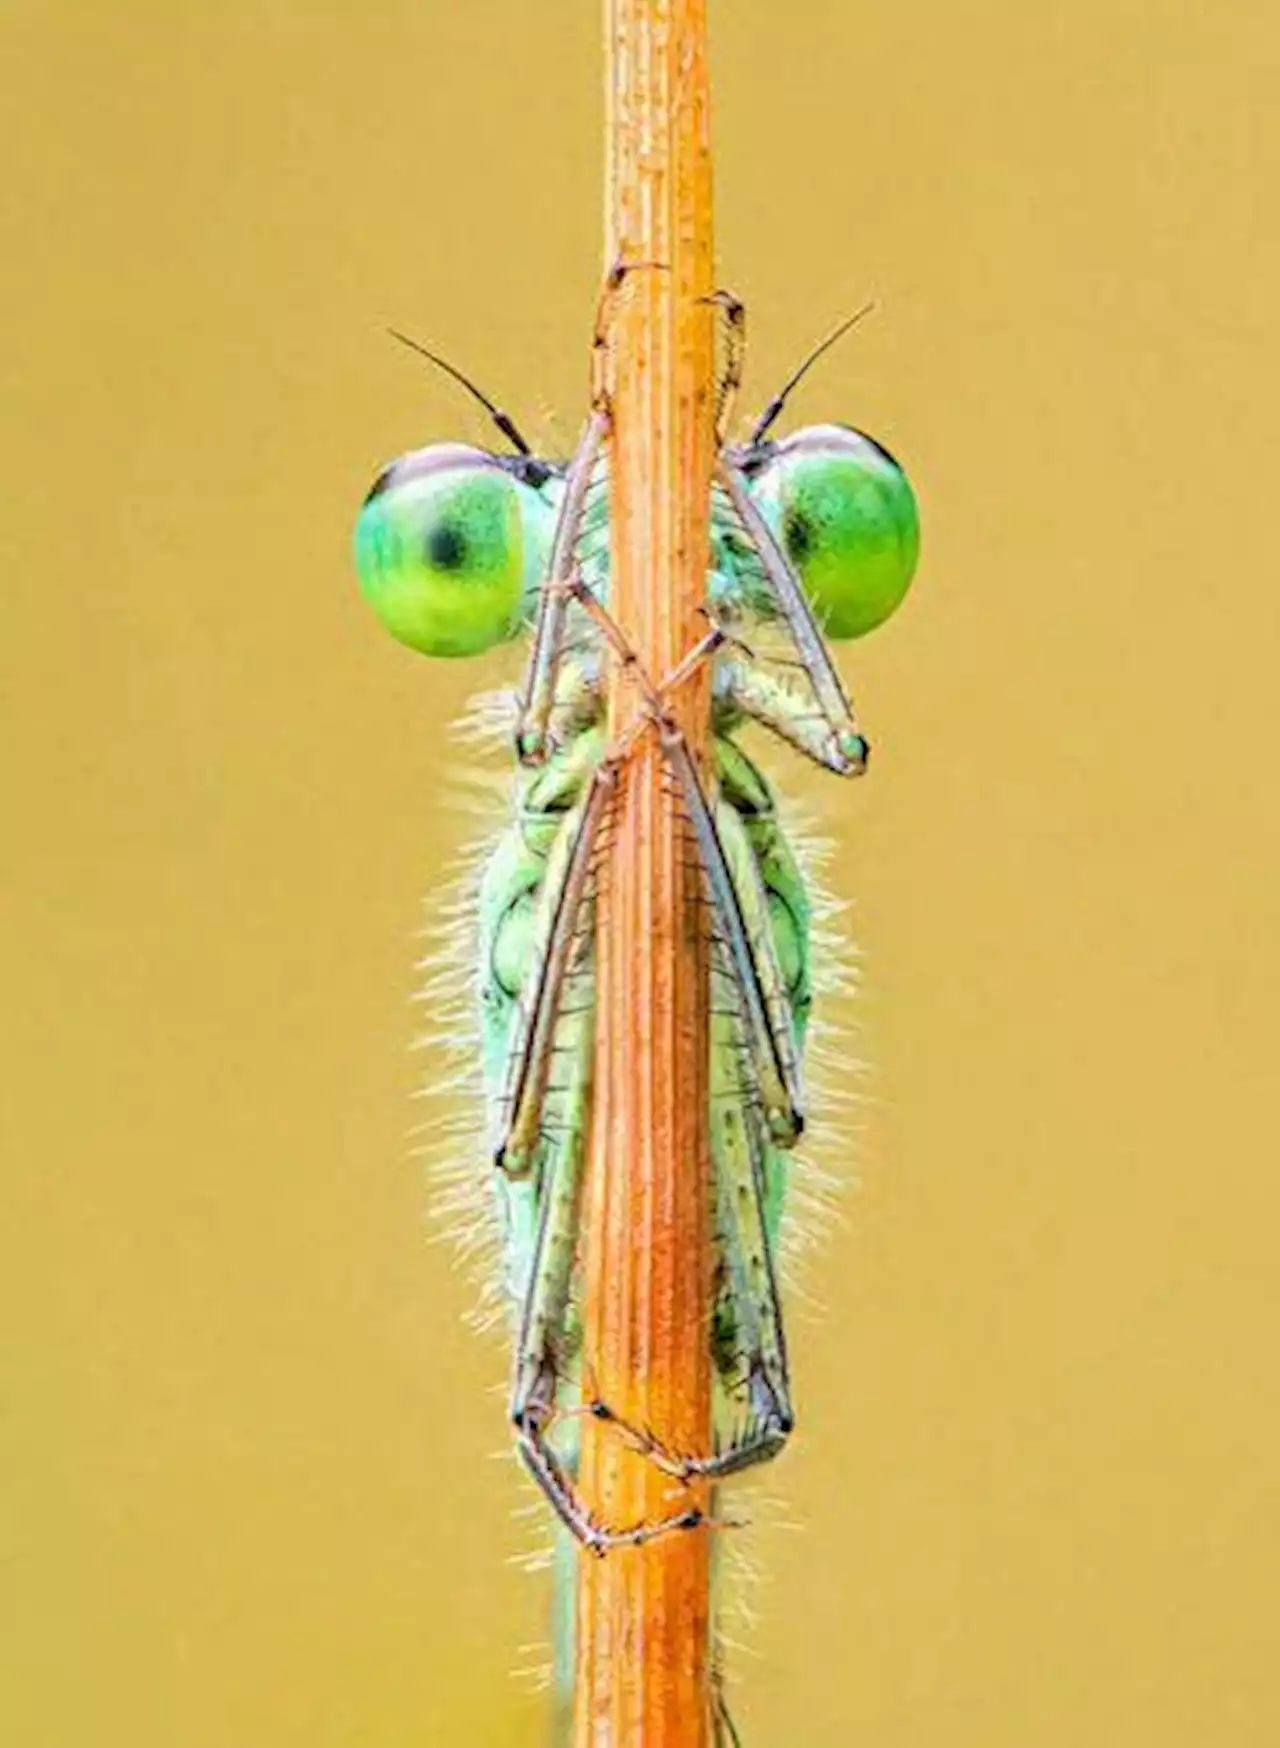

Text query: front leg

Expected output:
[515,409,609,765]
[716,655,869,776]
[715,456,868,772]
[516,259,664,764]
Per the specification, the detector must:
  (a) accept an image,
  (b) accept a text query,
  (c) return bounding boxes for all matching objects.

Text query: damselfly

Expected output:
[354,286,918,1556]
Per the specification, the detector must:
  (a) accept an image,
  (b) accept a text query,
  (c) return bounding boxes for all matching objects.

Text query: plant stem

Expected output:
[572,2,717,1742]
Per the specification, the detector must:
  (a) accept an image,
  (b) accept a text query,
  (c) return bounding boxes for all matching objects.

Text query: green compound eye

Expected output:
[354,444,553,657]
[749,424,920,640]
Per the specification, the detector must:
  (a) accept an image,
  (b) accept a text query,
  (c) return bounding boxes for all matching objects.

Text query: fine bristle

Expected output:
[410,686,517,1336]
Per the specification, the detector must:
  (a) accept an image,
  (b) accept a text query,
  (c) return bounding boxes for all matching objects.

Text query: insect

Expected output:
[353,286,919,1559]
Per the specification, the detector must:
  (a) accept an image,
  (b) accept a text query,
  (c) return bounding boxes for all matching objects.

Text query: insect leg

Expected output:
[567,575,730,716]
[504,611,736,1176]
[710,790,806,1133]
[586,1383,791,1487]
[511,1123,722,1558]
[529,642,802,1143]
[493,763,614,1179]
[516,258,666,763]
[712,1664,745,1748]
[541,585,799,1142]
[701,288,747,445]
[584,1065,795,1486]
[513,1254,722,1556]
[715,455,868,772]
[515,408,609,765]
[514,1411,714,1557]
[717,654,869,775]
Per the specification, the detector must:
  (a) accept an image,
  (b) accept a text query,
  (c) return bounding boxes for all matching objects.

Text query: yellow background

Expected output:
[4,3,1276,1743]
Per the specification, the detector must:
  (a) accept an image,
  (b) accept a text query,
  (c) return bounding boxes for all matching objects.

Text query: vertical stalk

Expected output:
[573,2,716,1743]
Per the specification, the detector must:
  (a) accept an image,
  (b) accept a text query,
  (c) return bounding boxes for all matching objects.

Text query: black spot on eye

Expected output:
[783,507,814,564]
[427,522,467,570]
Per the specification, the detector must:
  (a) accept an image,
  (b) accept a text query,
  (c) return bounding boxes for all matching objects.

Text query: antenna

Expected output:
[748,299,876,445]
[387,327,535,459]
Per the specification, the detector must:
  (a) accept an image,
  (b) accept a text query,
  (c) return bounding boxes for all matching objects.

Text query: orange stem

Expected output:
[573,1,717,1743]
